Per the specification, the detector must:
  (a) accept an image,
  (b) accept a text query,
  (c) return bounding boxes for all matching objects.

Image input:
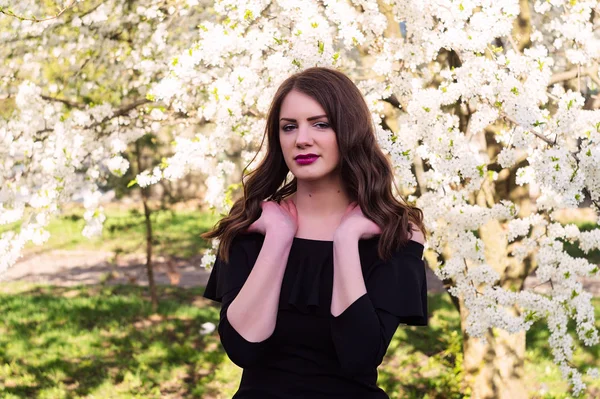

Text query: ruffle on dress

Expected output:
[202,233,252,303]
[363,239,428,326]
[203,233,428,325]
[278,238,335,315]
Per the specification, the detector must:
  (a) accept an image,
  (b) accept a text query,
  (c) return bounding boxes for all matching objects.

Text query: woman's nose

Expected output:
[295,124,312,144]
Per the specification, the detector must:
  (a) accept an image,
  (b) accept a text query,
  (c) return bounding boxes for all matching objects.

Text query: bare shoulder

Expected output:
[408,222,425,245]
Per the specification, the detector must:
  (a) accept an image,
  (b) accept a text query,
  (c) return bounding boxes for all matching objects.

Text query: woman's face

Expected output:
[278,90,340,181]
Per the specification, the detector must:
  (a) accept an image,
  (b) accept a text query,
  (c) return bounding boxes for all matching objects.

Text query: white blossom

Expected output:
[1,1,599,395]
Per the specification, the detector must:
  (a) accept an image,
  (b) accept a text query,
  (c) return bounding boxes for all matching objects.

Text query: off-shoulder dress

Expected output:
[202,232,428,399]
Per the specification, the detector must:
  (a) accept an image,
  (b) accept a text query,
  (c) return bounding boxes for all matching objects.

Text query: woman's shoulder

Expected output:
[408,222,426,246]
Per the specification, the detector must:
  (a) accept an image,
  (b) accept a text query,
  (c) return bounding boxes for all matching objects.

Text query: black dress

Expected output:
[202,232,428,399]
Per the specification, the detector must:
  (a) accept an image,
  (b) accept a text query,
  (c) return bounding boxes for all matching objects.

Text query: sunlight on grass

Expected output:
[0,206,221,259]
[0,284,225,398]
[0,284,598,398]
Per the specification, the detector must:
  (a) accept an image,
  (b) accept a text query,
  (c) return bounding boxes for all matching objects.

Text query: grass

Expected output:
[2,205,598,265]
[0,283,224,399]
[560,221,600,265]
[0,205,221,259]
[0,284,598,399]
[0,206,598,397]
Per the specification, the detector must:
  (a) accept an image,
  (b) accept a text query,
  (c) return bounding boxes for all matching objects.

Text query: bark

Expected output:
[458,160,541,398]
[513,0,532,51]
[135,139,158,312]
[460,305,527,399]
[460,216,528,399]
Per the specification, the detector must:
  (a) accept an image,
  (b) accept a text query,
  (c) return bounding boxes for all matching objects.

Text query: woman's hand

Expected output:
[245,198,299,238]
[334,201,382,241]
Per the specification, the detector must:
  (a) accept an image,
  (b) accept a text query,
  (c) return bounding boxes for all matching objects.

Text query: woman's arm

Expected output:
[227,232,293,341]
[329,232,426,376]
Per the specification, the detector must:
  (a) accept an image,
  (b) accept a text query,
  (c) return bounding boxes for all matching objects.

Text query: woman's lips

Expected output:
[295,156,319,165]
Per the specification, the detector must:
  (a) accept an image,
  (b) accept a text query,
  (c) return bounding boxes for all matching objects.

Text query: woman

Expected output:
[201,66,428,399]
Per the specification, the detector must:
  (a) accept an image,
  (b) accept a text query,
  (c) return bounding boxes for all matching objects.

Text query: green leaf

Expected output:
[127,179,137,188]
[476,164,485,177]
[524,310,538,323]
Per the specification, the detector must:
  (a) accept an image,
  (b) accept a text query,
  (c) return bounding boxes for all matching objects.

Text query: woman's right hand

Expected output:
[244,198,298,238]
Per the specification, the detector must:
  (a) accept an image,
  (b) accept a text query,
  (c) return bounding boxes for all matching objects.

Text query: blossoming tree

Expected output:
[0,0,206,273]
[1,0,599,397]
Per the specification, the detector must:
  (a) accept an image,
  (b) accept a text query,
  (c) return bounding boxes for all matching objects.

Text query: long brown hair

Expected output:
[201,66,426,263]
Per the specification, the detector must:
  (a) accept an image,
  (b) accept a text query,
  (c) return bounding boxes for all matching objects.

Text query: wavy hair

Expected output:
[201,66,426,263]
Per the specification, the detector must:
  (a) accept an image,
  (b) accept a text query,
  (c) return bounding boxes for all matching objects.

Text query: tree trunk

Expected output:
[460,208,529,399]
[141,187,158,312]
[135,139,158,312]
[460,303,527,399]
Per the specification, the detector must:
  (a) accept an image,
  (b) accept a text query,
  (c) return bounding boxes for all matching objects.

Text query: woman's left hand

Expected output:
[334,201,382,241]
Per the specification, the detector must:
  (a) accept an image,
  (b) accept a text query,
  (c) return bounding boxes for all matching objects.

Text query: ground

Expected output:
[1,249,598,296]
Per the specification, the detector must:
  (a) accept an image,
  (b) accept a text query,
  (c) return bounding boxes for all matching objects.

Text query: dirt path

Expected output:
[1,249,598,297]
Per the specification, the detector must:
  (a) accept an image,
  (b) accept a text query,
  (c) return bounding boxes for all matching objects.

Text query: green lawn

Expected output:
[1,206,598,264]
[0,207,598,398]
[0,206,221,259]
[0,283,598,399]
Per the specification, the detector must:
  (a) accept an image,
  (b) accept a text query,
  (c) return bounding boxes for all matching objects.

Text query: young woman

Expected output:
[201,66,428,399]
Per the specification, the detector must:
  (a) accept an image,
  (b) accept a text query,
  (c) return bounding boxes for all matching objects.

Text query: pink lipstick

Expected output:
[295,156,319,165]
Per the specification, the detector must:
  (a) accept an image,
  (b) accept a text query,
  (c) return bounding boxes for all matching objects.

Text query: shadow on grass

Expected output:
[377,293,466,399]
[1,284,598,399]
[0,284,227,398]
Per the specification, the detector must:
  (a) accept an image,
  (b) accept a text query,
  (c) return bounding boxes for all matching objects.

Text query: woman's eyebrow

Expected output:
[280,114,328,122]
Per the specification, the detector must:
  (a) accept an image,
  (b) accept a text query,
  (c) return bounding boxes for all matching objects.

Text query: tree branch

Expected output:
[381,93,401,109]
[0,0,77,22]
[549,64,599,86]
[500,112,555,146]
[31,98,154,139]
[40,95,86,109]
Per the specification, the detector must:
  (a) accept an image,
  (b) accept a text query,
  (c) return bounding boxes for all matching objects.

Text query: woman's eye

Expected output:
[281,122,329,131]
